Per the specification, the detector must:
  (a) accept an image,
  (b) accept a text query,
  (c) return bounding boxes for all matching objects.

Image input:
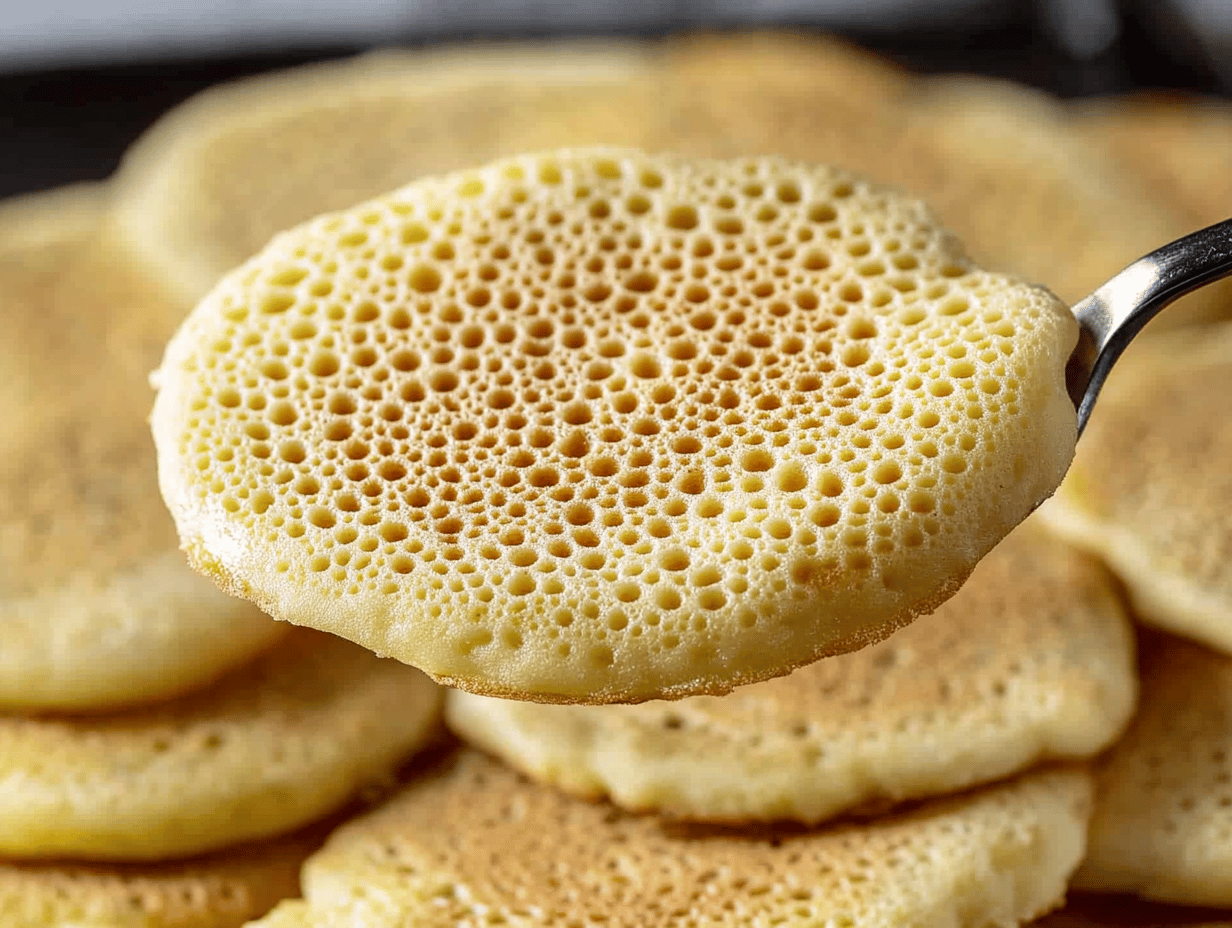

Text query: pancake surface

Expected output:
[447,519,1135,822]
[0,186,286,712]
[1075,634,1232,907]
[0,830,316,928]
[0,628,441,861]
[1041,323,1232,655]
[151,148,1078,703]
[250,751,1091,928]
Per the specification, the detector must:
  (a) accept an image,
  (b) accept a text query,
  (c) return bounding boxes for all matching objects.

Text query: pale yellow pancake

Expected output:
[447,518,1135,823]
[1040,323,1232,656]
[0,829,317,928]
[150,148,1077,704]
[0,628,441,862]
[250,751,1092,928]
[0,185,287,712]
[1074,634,1232,908]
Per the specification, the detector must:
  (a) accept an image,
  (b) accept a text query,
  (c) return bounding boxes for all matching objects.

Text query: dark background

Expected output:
[1,2,1227,201]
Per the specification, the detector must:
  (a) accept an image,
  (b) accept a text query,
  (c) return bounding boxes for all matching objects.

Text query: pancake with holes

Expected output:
[1040,323,1232,656]
[0,628,440,861]
[0,828,319,928]
[1072,633,1232,907]
[111,44,661,304]
[0,186,286,712]
[150,148,1079,704]
[247,750,1092,928]
[446,518,1136,823]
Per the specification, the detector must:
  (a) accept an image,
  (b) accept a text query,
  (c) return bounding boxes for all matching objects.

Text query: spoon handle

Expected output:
[1067,216,1232,437]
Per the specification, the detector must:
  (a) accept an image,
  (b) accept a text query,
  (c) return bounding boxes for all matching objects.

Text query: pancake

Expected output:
[1073,634,1232,907]
[248,750,1092,928]
[0,186,287,712]
[0,628,441,862]
[110,44,659,303]
[150,148,1078,704]
[1040,322,1232,656]
[1074,94,1232,230]
[0,830,317,928]
[446,518,1135,823]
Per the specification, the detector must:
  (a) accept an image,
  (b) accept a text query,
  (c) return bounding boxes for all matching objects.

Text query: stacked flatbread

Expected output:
[6,29,1232,928]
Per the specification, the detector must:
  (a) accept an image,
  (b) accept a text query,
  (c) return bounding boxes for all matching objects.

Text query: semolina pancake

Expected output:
[0,628,441,862]
[1074,634,1232,907]
[1074,94,1232,230]
[0,186,286,712]
[0,829,319,928]
[150,148,1078,704]
[110,44,660,304]
[446,518,1135,823]
[1040,322,1232,656]
[248,750,1092,928]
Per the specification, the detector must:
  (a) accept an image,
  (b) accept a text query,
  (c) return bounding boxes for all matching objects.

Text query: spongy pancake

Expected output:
[1073,634,1232,907]
[0,830,317,928]
[0,186,287,713]
[150,148,1078,704]
[1040,322,1232,656]
[446,518,1135,823]
[0,628,441,862]
[111,44,659,303]
[1075,94,1232,229]
[248,751,1091,928]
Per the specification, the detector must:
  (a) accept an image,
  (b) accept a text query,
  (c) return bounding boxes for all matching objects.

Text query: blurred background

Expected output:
[2,0,1230,199]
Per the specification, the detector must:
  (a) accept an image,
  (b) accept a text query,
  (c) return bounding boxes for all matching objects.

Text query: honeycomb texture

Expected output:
[0,185,287,712]
[1040,322,1232,657]
[1075,634,1232,907]
[0,830,316,928]
[0,628,441,862]
[248,751,1092,928]
[151,148,1078,703]
[446,518,1136,823]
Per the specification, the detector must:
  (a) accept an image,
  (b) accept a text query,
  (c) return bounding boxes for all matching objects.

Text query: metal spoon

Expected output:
[1066,217,1232,437]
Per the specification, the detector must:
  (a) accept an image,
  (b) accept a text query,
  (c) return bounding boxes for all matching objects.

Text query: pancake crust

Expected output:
[447,519,1135,823]
[1074,634,1232,908]
[150,148,1078,704]
[249,751,1092,928]
[1040,323,1232,656]
[0,830,317,928]
[0,186,286,712]
[0,628,441,862]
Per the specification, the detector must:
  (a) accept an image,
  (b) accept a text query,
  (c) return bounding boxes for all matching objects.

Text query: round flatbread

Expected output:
[0,185,286,712]
[1074,634,1232,908]
[0,628,441,861]
[0,829,318,928]
[150,148,1078,704]
[447,518,1135,823]
[248,751,1092,928]
[1040,322,1232,657]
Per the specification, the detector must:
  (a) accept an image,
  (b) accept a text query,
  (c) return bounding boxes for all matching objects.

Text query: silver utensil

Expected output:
[1066,216,1232,436]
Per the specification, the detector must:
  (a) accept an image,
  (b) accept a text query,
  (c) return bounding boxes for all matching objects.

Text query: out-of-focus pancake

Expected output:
[447,520,1135,823]
[0,186,286,712]
[0,629,441,862]
[249,750,1092,928]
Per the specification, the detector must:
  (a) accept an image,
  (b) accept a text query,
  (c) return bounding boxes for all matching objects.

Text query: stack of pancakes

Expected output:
[2,32,1231,928]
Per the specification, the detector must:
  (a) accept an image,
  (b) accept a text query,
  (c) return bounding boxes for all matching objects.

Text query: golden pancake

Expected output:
[0,186,286,712]
[0,829,317,928]
[1074,634,1232,907]
[1040,322,1232,655]
[110,44,659,303]
[150,148,1078,704]
[253,751,1090,928]
[447,519,1135,823]
[0,628,441,862]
